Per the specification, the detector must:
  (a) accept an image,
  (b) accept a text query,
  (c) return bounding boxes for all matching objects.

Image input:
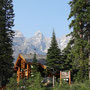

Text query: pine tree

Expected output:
[31,51,38,77]
[46,30,62,73]
[68,0,90,81]
[0,0,14,86]
[33,49,37,63]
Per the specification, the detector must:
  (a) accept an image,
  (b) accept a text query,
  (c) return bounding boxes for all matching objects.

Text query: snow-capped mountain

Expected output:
[13,30,71,60]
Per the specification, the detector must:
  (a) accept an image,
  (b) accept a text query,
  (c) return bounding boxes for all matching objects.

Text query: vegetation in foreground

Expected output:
[7,73,90,90]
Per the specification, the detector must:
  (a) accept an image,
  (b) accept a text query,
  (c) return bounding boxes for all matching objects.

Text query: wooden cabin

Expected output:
[14,54,47,83]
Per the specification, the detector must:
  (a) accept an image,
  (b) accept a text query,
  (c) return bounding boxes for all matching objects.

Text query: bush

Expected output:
[6,73,90,90]
[7,74,19,90]
[70,81,90,90]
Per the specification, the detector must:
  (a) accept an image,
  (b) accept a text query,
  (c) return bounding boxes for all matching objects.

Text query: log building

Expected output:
[14,54,46,83]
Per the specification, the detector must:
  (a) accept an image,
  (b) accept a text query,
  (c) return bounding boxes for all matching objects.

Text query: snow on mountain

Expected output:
[14,30,24,37]
[13,30,71,60]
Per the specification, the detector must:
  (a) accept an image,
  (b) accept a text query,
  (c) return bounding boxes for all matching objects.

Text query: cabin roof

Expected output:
[20,54,46,65]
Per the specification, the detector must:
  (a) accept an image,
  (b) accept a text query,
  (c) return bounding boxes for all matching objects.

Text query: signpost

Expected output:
[60,71,71,85]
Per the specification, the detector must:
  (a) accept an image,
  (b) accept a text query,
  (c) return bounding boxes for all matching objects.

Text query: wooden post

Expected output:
[60,71,61,84]
[69,71,71,85]
[18,67,20,82]
[53,75,55,87]
[17,67,20,83]
[29,64,31,77]
[23,63,25,69]
[27,64,29,79]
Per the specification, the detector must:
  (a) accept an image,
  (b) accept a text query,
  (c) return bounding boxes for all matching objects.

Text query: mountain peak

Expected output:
[13,30,71,60]
[34,30,44,39]
[34,30,42,36]
[14,30,24,37]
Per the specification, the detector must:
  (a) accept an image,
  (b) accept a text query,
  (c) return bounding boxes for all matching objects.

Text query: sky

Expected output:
[13,0,72,38]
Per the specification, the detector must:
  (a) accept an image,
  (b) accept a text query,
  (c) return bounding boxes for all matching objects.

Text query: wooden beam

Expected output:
[17,67,20,83]
[53,75,55,87]
[27,64,29,79]
[69,71,71,85]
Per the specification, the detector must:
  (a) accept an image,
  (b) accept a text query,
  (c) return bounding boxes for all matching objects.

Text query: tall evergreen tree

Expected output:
[46,30,62,73]
[68,0,90,81]
[0,0,14,86]
[33,49,37,63]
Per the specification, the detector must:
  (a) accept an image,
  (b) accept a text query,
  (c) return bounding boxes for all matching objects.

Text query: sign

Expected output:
[60,71,71,85]
[61,71,69,79]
